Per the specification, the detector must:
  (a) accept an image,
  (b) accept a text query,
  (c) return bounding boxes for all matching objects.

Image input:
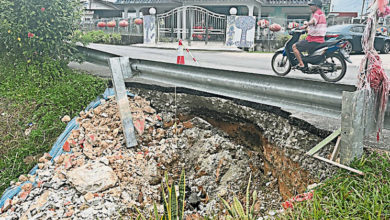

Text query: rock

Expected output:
[143,106,156,114]
[188,193,201,207]
[83,142,95,159]
[149,176,162,185]
[56,208,65,217]
[65,210,74,217]
[37,163,45,169]
[28,176,35,183]
[18,175,28,182]
[20,191,50,220]
[80,207,94,218]
[64,156,73,170]
[63,141,71,152]
[11,197,19,205]
[55,154,65,164]
[66,162,118,194]
[19,191,29,201]
[21,183,33,192]
[61,115,71,123]
[1,199,12,213]
[93,107,102,115]
[99,157,109,166]
[183,121,194,129]
[134,118,145,135]
[84,192,94,202]
[218,188,227,197]
[72,129,80,139]
[121,191,130,202]
[113,128,119,137]
[89,197,102,206]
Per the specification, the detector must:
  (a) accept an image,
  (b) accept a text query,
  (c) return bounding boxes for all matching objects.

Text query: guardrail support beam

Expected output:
[109,57,137,148]
[340,90,377,164]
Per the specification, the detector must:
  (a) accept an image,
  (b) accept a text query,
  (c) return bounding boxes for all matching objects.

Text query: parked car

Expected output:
[325,24,390,54]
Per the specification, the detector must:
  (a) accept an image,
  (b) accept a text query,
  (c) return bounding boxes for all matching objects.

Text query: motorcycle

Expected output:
[271,29,352,82]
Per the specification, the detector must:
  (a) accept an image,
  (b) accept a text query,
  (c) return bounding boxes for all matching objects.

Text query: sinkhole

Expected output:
[122,83,338,216]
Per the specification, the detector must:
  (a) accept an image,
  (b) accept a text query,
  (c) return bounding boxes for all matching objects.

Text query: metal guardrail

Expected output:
[77,46,390,129]
[78,46,120,65]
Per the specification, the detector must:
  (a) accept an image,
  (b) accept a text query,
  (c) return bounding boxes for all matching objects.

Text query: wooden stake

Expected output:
[313,154,364,176]
[306,128,341,156]
[330,136,342,161]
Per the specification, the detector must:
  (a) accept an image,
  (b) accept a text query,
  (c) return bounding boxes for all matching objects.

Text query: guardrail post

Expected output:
[340,90,377,164]
[108,57,137,148]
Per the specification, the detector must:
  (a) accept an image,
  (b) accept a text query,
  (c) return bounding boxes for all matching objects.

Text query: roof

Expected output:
[328,12,358,17]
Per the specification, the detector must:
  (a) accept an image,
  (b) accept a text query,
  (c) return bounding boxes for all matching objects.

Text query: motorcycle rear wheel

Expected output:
[271,51,291,76]
[320,54,346,83]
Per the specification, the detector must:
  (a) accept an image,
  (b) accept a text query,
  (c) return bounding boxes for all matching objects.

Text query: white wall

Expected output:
[331,0,369,15]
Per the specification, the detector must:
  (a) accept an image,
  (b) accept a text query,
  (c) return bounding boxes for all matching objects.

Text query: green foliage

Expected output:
[276,34,292,46]
[300,33,308,41]
[0,0,82,64]
[219,174,258,220]
[134,202,163,220]
[135,170,186,220]
[75,30,122,45]
[0,60,107,194]
[178,171,186,220]
[162,170,186,220]
[282,152,390,219]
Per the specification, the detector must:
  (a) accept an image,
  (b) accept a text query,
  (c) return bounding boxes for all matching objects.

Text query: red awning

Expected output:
[329,12,358,17]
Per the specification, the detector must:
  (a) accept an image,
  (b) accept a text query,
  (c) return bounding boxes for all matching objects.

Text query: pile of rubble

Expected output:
[0,93,283,219]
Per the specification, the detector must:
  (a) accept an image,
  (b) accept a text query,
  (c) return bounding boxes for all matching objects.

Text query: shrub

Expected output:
[220,174,258,220]
[0,0,82,64]
[135,170,186,220]
[277,34,292,46]
[75,30,123,45]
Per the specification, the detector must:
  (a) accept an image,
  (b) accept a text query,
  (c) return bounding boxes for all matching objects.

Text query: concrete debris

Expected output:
[61,115,71,123]
[1,88,336,219]
[67,162,118,194]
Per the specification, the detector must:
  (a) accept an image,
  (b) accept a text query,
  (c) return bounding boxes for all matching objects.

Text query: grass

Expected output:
[0,61,107,194]
[281,151,390,219]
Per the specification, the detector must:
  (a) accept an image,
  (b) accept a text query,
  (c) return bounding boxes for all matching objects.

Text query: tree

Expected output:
[0,0,83,64]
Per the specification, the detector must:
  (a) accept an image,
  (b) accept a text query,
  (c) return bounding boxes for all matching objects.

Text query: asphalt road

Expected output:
[81,43,390,85]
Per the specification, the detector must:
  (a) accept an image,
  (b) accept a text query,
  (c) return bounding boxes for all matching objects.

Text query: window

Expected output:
[350,26,364,33]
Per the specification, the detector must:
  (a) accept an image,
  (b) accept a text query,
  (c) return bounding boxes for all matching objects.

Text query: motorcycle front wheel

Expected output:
[271,51,291,76]
[320,54,347,83]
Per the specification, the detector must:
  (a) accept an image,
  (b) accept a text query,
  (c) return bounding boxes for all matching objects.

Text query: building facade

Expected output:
[81,0,332,46]
[83,0,332,25]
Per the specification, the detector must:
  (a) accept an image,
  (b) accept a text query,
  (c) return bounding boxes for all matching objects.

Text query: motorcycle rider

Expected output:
[292,0,327,69]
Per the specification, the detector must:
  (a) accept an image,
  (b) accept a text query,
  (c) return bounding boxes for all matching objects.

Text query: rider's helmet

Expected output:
[308,0,322,8]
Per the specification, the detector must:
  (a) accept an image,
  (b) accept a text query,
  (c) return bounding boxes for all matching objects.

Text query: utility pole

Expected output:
[328,0,334,12]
